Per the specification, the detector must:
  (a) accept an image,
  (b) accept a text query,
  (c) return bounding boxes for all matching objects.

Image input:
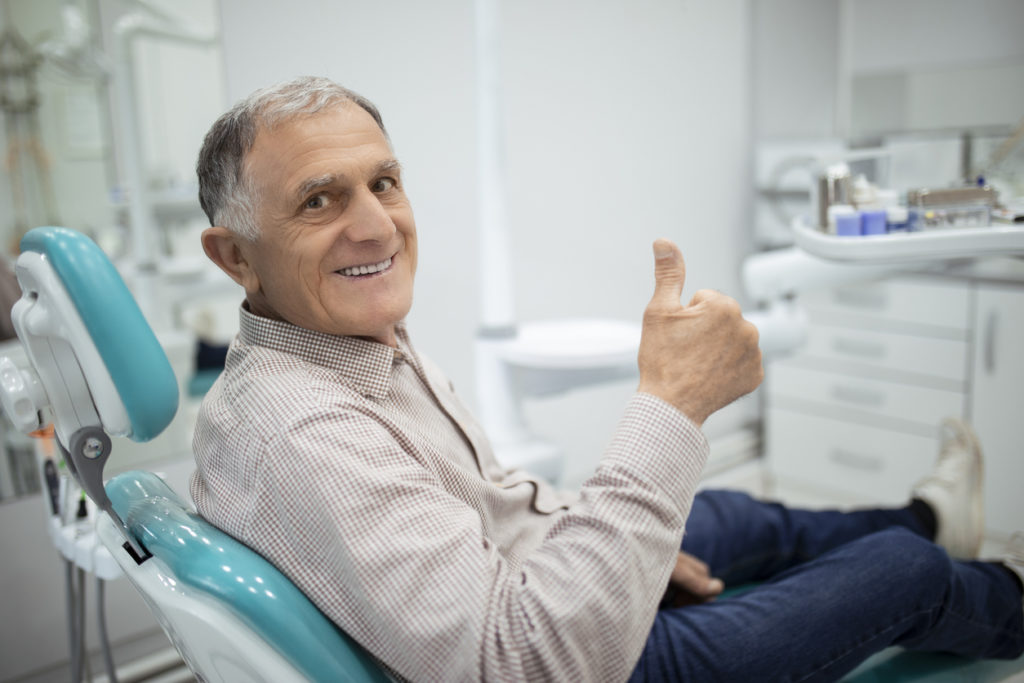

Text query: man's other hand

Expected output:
[637,239,763,425]
[663,551,725,607]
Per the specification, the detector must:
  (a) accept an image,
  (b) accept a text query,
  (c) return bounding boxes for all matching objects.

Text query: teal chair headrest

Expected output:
[20,227,178,442]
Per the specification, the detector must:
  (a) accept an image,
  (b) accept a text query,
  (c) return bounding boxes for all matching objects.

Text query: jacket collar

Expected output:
[236,304,411,401]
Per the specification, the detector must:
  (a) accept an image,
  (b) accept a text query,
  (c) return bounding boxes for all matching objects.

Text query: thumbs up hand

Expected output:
[637,239,763,426]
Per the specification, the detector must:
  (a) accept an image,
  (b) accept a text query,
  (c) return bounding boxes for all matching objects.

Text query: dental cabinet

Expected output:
[969,281,1024,537]
[765,270,1024,539]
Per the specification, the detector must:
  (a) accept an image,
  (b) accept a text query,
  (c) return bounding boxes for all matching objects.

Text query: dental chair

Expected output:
[0,226,388,682]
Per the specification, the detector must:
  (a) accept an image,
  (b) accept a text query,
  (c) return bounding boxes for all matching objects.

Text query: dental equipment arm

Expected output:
[742,221,1024,356]
[0,227,179,558]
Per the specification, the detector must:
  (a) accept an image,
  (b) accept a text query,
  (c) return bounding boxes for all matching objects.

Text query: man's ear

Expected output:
[201,226,259,293]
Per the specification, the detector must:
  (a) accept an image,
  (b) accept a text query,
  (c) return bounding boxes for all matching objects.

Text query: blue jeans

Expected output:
[629,490,1024,682]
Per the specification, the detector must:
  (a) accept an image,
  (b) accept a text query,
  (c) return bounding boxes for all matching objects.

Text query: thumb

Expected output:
[649,238,686,307]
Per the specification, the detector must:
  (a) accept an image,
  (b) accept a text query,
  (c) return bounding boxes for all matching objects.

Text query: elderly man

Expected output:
[192,76,1023,681]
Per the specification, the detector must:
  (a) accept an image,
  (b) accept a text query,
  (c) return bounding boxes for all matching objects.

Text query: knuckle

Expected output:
[751,354,765,383]
[705,292,741,318]
[743,319,760,344]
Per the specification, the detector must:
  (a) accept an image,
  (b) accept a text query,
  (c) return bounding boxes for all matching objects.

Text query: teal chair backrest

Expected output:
[106,470,390,682]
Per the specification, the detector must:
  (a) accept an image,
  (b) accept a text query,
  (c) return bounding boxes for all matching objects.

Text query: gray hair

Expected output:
[196,76,388,241]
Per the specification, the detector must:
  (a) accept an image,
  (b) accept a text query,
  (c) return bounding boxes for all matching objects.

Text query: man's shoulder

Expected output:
[201,340,365,430]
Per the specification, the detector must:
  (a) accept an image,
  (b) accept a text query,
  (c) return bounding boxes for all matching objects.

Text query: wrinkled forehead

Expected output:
[243,103,393,202]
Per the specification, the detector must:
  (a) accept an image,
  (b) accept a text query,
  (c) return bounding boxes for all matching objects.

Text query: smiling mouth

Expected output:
[338,256,394,278]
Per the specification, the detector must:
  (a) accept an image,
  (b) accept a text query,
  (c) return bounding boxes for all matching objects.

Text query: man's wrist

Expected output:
[635,383,709,426]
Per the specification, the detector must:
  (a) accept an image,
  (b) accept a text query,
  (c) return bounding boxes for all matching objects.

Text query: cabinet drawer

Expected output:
[801,277,969,331]
[767,365,965,427]
[796,325,968,382]
[767,409,938,505]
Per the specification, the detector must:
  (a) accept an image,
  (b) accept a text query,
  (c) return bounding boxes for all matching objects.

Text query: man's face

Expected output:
[237,103,417,346]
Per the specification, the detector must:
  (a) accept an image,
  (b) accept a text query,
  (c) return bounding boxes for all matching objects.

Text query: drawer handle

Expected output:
[829,448,883,472]
[832,337,886,359]
[984,311,999,374]
[833,288,887,310]
[831,385,886,407]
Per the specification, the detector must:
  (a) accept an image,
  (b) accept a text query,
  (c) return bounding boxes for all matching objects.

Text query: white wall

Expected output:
[752,0,840,140]
[846,0,1024,73]
[218,0,757,480]
[846,0,1024,138]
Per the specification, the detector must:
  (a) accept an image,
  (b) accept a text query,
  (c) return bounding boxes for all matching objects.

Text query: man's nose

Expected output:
[345,189,396,242]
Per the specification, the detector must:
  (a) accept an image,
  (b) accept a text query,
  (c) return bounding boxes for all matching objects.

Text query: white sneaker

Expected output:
[912,417,984,559]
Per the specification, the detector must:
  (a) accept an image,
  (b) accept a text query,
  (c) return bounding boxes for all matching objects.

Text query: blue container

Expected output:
[835,212,860,236]
[861,209,887,235]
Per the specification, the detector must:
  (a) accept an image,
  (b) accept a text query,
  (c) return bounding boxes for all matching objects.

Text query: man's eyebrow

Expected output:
[295,173,339,201]
[293,160,403,201]
[376,158,403,176]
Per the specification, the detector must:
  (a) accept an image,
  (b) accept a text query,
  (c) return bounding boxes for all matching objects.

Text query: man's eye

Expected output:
[372,178,396,193]
[305,195,326,210]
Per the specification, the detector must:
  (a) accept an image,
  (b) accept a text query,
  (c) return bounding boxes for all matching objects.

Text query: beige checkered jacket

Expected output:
[191,307,708,681]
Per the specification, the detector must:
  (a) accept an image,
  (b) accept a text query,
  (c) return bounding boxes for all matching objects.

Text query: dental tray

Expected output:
[792,219,1024,263]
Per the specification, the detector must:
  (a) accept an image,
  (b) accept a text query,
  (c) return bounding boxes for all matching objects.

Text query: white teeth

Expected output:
[340,257,392,277]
